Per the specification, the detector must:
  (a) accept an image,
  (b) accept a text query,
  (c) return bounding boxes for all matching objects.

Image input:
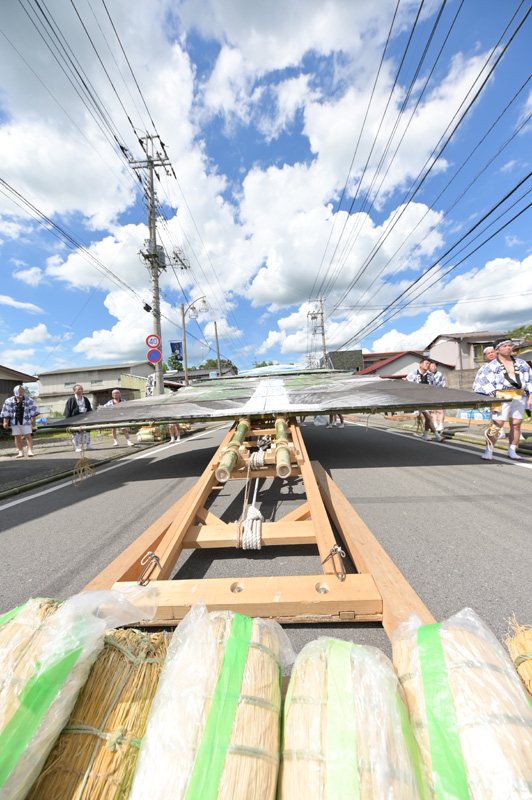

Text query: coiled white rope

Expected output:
[249,449,266,469]
[241,504,263,549]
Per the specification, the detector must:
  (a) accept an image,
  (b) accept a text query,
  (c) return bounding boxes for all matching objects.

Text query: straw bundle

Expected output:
[27,628,168,800]
[279,639,425,799]
[505,617,532,699]
[393,607,532,799]
[0,588,156,800]
[129,601,293,800]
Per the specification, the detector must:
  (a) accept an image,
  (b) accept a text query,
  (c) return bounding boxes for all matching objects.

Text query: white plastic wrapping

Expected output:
[129,601,294,800]
[393,607,532,799]
[0,587,156,800]
[279,638,425,799]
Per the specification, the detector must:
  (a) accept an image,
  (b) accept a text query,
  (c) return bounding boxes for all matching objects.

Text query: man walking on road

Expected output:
[473,339,532,460]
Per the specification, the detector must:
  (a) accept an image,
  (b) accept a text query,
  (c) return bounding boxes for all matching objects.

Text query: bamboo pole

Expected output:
[275,416,291,479]
[215,418,251,483]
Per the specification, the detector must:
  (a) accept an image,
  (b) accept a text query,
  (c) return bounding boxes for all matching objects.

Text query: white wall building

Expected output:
[38,361,155,414]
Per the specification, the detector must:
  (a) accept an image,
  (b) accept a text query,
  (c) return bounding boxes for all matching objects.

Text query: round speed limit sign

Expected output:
[146,334,161,349]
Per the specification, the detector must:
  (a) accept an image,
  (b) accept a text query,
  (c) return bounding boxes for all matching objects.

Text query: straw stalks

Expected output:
[211,613,282,800]
[280,640,424,799]
[0,598,62,731]
[505,616,532,699]
[27,628,168,800]
[394,614,532,798]
[129,609,283,800]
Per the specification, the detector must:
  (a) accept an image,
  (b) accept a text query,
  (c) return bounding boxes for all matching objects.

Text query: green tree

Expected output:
[506,324,532,340]
[166,353,184,371]
[197,358,238,374]
[253,360,274,368]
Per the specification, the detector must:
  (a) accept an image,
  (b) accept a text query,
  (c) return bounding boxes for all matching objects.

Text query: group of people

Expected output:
[405,339,532,460]
[473,339,532,460]
[1,383,171,457]
[406,359,446,442]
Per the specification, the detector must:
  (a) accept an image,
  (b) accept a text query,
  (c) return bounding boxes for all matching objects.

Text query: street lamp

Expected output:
[181,296,208,386]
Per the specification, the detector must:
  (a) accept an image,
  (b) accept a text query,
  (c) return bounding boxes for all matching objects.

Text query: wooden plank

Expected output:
[113,573,382,622]
[312,461,436,638]
[291,424,338,574]
[276,501,310,523]
[229,466,302,480]
[83,486,195,590]
[153,428,236,580]
[183,520,316,548]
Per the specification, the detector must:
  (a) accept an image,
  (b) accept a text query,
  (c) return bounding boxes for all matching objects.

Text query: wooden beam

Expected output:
[230,465,301,480]
[183,520,316,548]
[113,573,382,623]
[195,507,228,527]
[83,486,195,590]
[152,428,235,580]
[312,461,436,638]
[276,501,310,523]
[290,424,339,574]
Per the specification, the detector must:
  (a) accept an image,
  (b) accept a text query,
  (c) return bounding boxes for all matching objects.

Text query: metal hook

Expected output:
[321,544,347,581]
[137,551,162,585]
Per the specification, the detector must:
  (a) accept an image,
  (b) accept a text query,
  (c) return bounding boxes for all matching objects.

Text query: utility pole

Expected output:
[131,135,173,397]
[214,321,222,377]
[308,298,328,368]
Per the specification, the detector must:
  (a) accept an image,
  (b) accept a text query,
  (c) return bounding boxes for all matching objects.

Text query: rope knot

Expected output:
[106,726,126,751]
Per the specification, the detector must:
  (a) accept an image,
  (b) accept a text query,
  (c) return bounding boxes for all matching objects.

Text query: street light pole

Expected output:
[181,302,189,388]
[180,296,208,387]
[214,320,222,377]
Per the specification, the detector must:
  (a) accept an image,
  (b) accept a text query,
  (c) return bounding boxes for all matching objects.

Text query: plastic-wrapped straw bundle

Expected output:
[393,607,532,799]
[28,628,168,800]
[505,617,532,698]
[279,639,425,799]
[0,587,156,800]
[129,601,294,800]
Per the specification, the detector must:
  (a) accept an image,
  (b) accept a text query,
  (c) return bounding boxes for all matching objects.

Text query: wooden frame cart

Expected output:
[86,417,435,640]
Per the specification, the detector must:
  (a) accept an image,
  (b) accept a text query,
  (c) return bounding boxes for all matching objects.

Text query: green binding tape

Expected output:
[0,646,82,790]
[417,623,470,800]
[185,613,253,800]
[326,640,359,799]
[0,602,28,630]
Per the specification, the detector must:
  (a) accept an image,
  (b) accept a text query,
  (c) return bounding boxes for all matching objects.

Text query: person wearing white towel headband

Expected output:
[1,385,39,458]
[473,339,532,460]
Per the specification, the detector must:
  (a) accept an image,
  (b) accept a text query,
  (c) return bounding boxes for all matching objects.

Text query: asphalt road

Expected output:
[1,420,530,659]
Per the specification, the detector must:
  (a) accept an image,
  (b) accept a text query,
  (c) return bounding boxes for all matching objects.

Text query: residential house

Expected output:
[319,350,363,371]
[427,331,506,389]
[38,361,155,413]
[0,364,37,408]
[356,351,453,379]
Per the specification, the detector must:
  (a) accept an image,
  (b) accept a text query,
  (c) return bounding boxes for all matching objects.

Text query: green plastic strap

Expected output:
[397,691,426,799]
[0,602,27,629]
[0,646,82,790]
[185,613,253,800]
[417,623,470,800]
[326,640,359,799]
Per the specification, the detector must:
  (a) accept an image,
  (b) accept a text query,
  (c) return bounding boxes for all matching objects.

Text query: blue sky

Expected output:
[1,0,532,381]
